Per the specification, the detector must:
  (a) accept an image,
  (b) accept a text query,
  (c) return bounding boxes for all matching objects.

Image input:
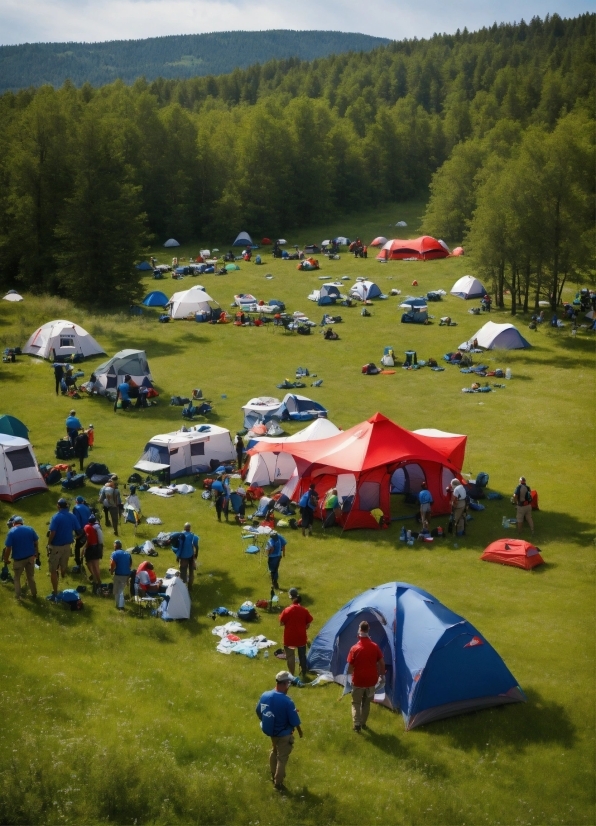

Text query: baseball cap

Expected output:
[57,498,68,508]
[88,515,97,524]
[519,476,526,483]
[113,539,122,548]
[75,496,85,503]
[288,587,299,599]
[275,670,293,683]
[12,516,23,524]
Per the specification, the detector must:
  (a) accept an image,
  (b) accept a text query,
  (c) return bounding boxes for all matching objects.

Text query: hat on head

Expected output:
[57,498,68,508]
[288,587,299,599]
[519,476,526,483]
[110,475,118,481]
[12,516,23,524]
[75,495,85,503]
[113,539,122,548]
[88,515,97,523]
[70,409,76,415]
[275,670,293,684]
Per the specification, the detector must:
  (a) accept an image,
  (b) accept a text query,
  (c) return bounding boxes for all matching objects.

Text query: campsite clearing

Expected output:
[0,202,593,826]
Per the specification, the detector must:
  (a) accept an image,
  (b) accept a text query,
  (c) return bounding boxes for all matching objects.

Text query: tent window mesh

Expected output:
[6,447,35,471]
[59,337,75,348]
[190,442,205,456]
[139,443,169,465]
[358,481,380,510]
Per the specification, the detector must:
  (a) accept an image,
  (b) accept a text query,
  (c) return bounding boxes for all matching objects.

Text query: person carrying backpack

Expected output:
[513,476,534,535]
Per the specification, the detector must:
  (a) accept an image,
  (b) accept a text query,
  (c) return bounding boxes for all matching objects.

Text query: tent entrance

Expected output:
[330,610,394,702]
[390,463,426,494]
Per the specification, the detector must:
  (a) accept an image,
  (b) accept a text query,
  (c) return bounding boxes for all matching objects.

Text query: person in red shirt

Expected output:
[346,620,386,733]
[279,594,313,677]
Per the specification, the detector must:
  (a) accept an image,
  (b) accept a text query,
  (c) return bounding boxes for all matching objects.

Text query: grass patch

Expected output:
[0,202,593,825]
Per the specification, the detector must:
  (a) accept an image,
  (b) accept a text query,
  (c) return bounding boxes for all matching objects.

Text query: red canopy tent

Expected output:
[249,413,464,529]
[481,540,544,570]
[376,237,449,261]
[412,428,467,471]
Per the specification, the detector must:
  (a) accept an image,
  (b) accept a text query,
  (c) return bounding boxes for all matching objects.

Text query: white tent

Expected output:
[161,577,191,620]
[245,419,341,486]
[466,321,531,350]
[164,238,180,247]
[167,286,219,320]
[233,231,253,247]
[450,275,486,300]
[0,434,47,502]
[135,425,235,479]
[335,236,350,245]
[3,292,23,302]
[23,319,105,360]
[242,397,282,429]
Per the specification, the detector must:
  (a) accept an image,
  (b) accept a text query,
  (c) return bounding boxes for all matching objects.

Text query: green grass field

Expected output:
[0,202,594,825]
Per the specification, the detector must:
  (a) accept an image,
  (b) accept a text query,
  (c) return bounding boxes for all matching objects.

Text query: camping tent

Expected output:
[250,413,464,529]
[307,581,526,730]
[242,397,282,429]
[167,286,219,320]
[162,577,191,619]
[309,283,342,304]
[0,415,29,440]
[412,429,467,471]
[142,291,169,307]
[3,292,23,302]
[135,425,235,478]
[245,418,341,486]
[163,238,180,247]
[23,320,105,360]
[468,321,531,350]
[481,540,544,570]
[136,261,153,271]
[0,434,47,502]
[450,275,486,299]
[233,231,253,247]
[376,237,449,261]
[349,281,382,301]
[369,236,388,247]
[400,296,428,310]
[276,394,328,422]
[93,350,153,397]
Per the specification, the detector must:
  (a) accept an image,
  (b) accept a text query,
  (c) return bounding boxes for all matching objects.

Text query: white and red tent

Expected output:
[377,237,449,261]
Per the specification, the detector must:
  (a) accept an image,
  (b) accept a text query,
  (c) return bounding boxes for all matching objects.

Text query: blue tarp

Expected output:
[307,582,525,730]
[142,291,169,307]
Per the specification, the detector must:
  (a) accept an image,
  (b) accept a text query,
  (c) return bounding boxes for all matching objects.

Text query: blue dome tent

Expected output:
[136,260,153,271]
[307,582,525,730]
[142,291,169,308]
[232,231,253,247]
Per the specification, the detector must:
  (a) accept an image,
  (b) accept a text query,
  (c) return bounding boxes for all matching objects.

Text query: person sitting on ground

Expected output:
[135,561,166,596]
[116,375,132,411]
[324,327,339,340]
[62,365,78,394]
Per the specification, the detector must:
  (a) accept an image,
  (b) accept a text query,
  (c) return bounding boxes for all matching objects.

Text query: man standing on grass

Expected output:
[3,516,39,601]
[170,523,199,587]
[265,530,286,590]
[279,593,313,678]
[347,620,385,733]
[65,409,82,447]
[110,539,132,610]
[418,482,433,531]
[256,670,303,792]
[513,476,535,535]
[450,478,467,537]
[298,483,318,537]
[47,498,79,600]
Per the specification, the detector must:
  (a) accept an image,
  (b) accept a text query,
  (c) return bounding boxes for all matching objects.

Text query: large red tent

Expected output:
[249,413,464,529]
[376,237,449,261]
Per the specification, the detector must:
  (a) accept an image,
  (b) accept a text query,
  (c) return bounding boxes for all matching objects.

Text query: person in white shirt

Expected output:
[450,479,468,536]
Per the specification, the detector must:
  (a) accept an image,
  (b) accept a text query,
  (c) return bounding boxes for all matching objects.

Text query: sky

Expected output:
[0,0,593,46]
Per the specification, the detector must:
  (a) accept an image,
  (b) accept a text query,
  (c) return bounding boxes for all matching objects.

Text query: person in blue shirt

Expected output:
[298,484,318,537]
[256,670,303,792]
[116,376,132,411]
[47,498,79,599]
[72,495,92,572]
[3,516,39,600]
[265,530,287,590]
[418,482,434,531]
[211,475,230,522]
[110,539,133,610]
[65,409,82,446]
[170,523,199,587]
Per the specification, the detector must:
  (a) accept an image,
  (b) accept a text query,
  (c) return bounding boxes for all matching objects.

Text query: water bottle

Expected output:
[505,368,512,380]
[264,650,269,659]
[502,516,509,528]
[407,530,412,541]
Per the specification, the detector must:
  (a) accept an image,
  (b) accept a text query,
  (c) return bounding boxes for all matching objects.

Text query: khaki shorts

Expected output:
[49,544,71,573]
[516,503,532,521]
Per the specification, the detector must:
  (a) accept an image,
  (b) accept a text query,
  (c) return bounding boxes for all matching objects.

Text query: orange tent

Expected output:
[480,539,544,570]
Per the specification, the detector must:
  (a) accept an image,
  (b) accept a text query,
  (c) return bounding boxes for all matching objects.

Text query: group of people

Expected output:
[53,362,79,395]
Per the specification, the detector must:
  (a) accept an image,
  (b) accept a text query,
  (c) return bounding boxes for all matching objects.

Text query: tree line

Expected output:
[0,14,593,307]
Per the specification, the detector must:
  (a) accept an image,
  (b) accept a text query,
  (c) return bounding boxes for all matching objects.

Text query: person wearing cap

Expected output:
[73,428,89,472]
[513,476,534,535]
[47,499,79,598]
[72,495,92,572]
[65,409,82,447]
[83,515,104,592]
[110,539,132,609]
[3,517,39,600]
[99,477,121,535]
[298,484,318,537]
[346,620,386,733]
[265,530,287,590]
[256,671,303,791]
[169,523,199,587]
[418,482,433,532]
[450,478,468,537]
[279,594,313,677]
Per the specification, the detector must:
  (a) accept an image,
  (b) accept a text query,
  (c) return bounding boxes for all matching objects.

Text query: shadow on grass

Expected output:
[106,332,211,358]
[20,596,95,624]
[427,686,576,751]
[284,784,339,819]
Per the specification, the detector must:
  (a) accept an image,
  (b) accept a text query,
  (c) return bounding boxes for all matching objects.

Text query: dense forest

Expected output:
[0,31,389,94]
[0,14,593,309]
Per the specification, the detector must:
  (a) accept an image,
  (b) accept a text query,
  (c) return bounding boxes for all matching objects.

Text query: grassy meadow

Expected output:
[0,201,594,825]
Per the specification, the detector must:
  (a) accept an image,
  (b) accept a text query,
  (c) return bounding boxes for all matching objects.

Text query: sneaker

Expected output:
[274,783,288,793]
[353,725,361,733]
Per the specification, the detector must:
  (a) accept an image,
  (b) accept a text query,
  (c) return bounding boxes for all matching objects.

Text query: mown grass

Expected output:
[0,201,593,825]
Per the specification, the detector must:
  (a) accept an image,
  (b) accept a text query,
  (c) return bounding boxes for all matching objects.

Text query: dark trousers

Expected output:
[74,533,86,566]
[55,375,62,395]
[268,556,281,587]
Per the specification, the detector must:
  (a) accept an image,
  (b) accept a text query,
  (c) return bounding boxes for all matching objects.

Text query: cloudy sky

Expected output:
[0,0,592,46]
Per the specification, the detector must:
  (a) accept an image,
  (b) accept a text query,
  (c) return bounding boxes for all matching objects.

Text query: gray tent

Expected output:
[93,349,153,398]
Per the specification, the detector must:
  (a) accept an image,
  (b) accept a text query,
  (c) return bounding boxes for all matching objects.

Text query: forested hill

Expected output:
[0,30,389,93]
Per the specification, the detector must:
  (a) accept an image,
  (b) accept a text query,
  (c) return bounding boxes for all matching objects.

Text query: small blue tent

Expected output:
[307,582,525,730]
[277,394,328,422]
[136,261,153,271]
[318,284,341,306]
[233,231,253,247]
[142,291,169,307]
